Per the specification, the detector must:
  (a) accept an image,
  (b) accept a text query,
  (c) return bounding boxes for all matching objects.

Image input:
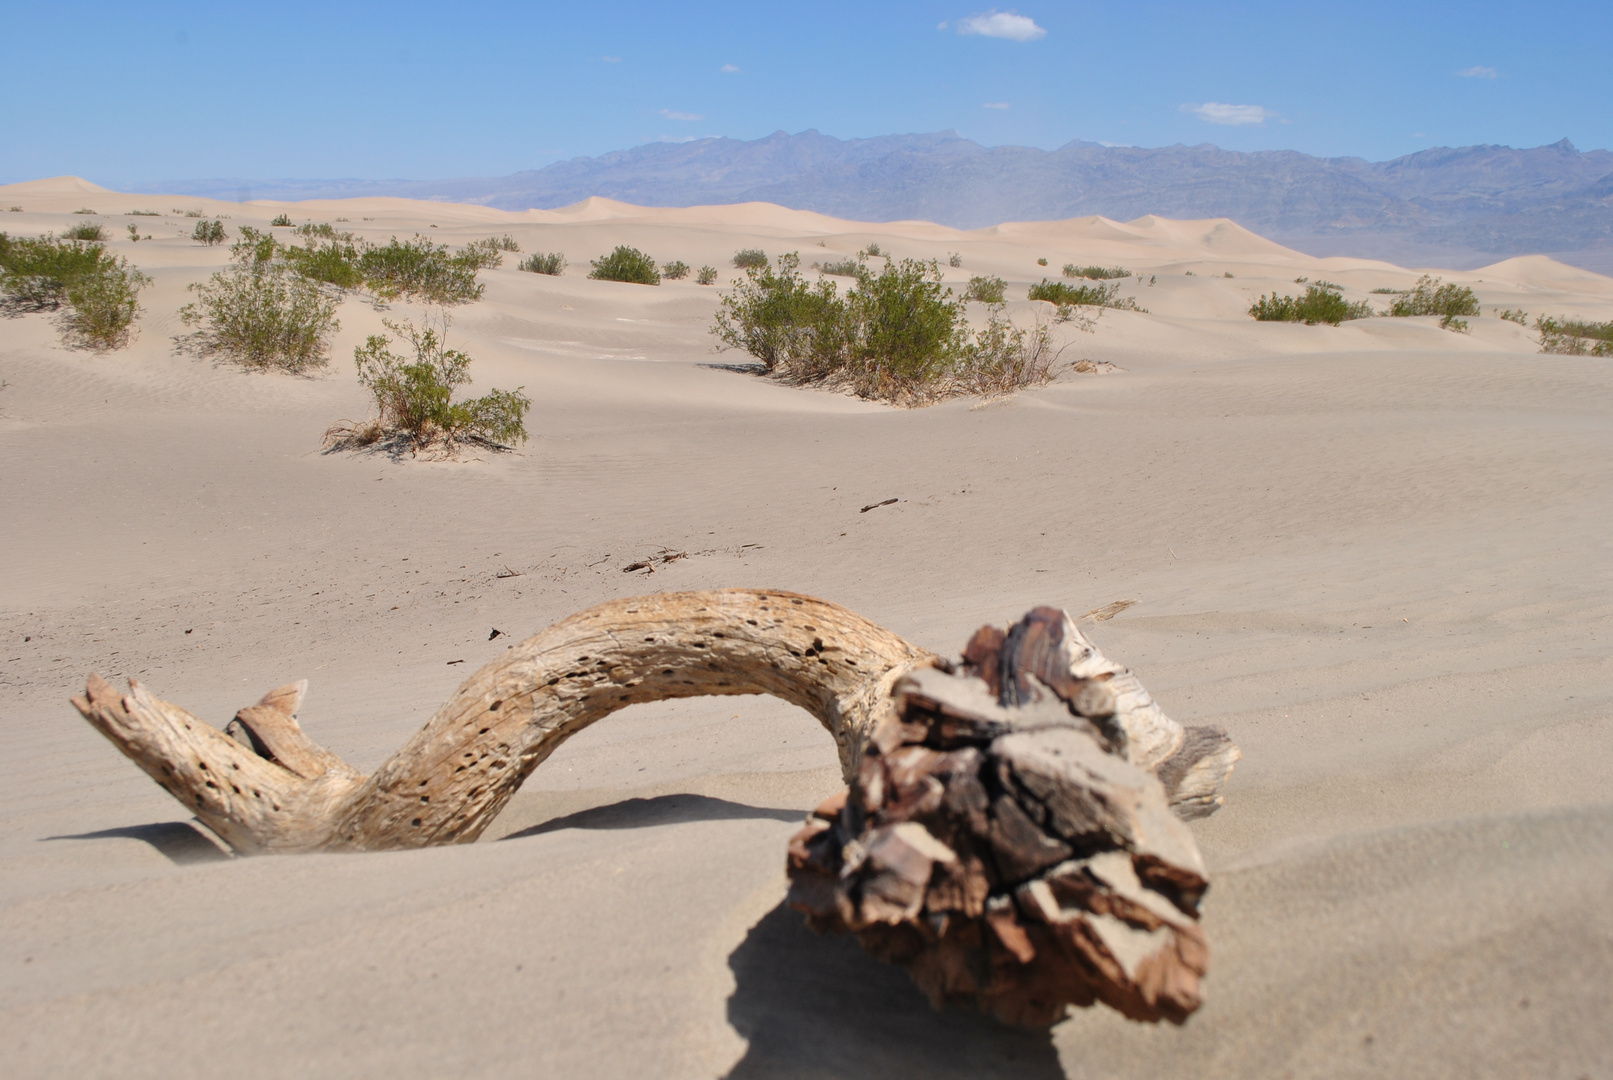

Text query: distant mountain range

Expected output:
[129,130,1613,272]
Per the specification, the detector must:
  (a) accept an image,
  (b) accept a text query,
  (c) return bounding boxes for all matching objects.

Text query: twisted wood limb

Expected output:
[72,591,1238,1026]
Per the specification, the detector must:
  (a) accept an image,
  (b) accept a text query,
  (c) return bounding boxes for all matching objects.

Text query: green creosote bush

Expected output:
[64,221,104,241]
[864,242,884,258]
[819,258,860,277]
[0,232,149,349]
[1387,275,1479,330]
[72,208,96,215]
[1370,287,1400,294]
[732,248,767,270]
[1036,257,1047,266]
[711,252,1069,405]
[179,227,341,371]
[964,275,1007,303]
[359,235,485,304]
[948,252,963,268]
[1313,279,1342,291]
[1535,316,1613,356]
[696,265,718,285]
[293,222,351,240]
[126,210,159,217]
[1497,308,1528,325]
[270,213,293,227]
[126,223,141,242]
[1248,284,1373,326]
[1223,271,1234,278]
[661,260,690,280]
[282,235,366,289]
[457,238,507,270]
[518,251,565,275]
[182,209,204,218]
[192,219,228,245]
[342,316,530,449]
[1062,264,1129,280]
[1028,279,1118,307]
[488,234,520,252]
[8,206,22,212]
[589,245,660,285]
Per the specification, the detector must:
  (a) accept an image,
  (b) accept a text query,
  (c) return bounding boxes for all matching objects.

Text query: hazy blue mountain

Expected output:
[128,131,1613,271]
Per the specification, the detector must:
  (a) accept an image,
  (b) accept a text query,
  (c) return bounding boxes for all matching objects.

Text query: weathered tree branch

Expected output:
[71,590,1238,1026]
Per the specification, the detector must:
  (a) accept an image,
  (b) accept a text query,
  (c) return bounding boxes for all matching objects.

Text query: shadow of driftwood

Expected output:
[501,793,804,841]
[46,821,232,864]
[723,903,1066,1080]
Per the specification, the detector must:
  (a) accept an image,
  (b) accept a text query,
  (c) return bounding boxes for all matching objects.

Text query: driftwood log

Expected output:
[71,589,1238,1027]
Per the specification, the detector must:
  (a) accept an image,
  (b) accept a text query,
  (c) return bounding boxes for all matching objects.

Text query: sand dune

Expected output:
[2,178,1611,1079]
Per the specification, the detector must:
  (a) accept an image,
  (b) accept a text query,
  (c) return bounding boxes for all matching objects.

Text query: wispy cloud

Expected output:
[660,109,704,121]
[720,63,740,73]
[1457,65,1498,78]
[982,102,1010,110]
[1183,102,1272,126]
[956,10,1046,41]
[657,135,702,143]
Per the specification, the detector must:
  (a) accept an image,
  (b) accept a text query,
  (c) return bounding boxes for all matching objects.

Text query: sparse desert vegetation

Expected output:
[518,251,566,275]
[1497,308,1528,324]
[191,219,227,245]
[697,265,718,285]
[63,221,104,241]
[819,258,860,277]
[590,245,660,285]
[1386,275,1479,330]
[0,232,149,349]
[964,275,1007,303]
[711,252,1068,404]
[359,236,486,304]
[732,248,768,270]
[330,316,531,451]
[1249,283,1373,326]
[948,252,963,268]
[270,213,293,227]
[1062,264,1129,279]
[1536,315,1613,356]
[661,260,690,280]
[179,227,341,371]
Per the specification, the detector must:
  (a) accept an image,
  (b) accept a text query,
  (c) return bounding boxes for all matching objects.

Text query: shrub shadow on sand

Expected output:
[724,902,1065,1079]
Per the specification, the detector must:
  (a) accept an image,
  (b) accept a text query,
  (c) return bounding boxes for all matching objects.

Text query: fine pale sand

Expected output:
[2,177,1611,1079]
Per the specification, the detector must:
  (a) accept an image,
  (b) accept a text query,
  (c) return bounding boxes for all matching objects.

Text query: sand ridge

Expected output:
[1,179,1611,1078]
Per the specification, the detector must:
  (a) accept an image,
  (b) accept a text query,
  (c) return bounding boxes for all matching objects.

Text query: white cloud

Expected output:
[657,135,701,143]
[1183,102,1272,126]
[720,63,740,73]
[957,10,1046,41]
[1457,65,1498,78]
[660,109,704,121]
[982,102,1010,110]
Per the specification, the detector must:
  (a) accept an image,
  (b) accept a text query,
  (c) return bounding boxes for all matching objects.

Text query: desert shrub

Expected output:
[182,208,204,218]
[1036,257,1047,266]
[589,245,659,285]
[1536,316,1613,356]
[1028,279,1119,307]
[457,238,506,270]
[73,208,96,215]
[697,265,718,285]
[732,248,768,270]
[282,236,365,289]
[127,210,159,217]
[1063,264,1129,280]
[1388,275,1479,329]
[62,254,149,348]
[518,251,565,275]
[64,221,104,241]
[662,260,690,280]
[1370,287,1399,294]
[293,222,352,240]
[192,219,227,245]
[488,234,520,252]
[7,206,21,212]
[712,252,1065,404]
[1249,284,1373,326]
[1497,308,1528,324]
[949,252,963,268]
[180,227,340,371]
[1223,271,1234,278]
[1,233,115,308]
[359,236,485,304]
[270,213,293,227]
[964,275,1007,303]
[864,242,884,258]
[346,317,530,448]
[820,258,861,277]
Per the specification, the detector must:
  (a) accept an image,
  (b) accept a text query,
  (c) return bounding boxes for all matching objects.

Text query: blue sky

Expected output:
[3,0,1609,184]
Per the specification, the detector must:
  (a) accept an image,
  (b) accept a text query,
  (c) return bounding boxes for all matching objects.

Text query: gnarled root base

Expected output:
[786,607,1224,1028]
[70,591,1237,1027]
